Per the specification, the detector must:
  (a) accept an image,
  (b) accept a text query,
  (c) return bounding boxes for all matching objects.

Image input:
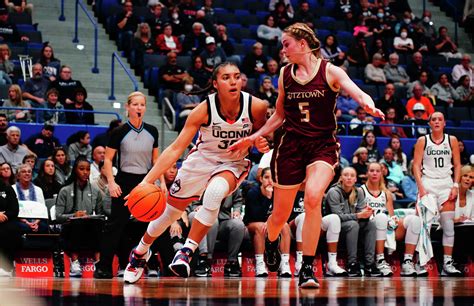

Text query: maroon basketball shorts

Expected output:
[270,130,340,187]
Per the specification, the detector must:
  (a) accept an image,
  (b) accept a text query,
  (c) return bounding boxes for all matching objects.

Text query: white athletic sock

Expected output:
[376,253,385,262]
[404,253,413,262]
[296,251,303,264]
[328,252,337,265]
[255,254,264,265]
[281,254,290,264]
[444,255,453,264]
[135,238,152,255]
[183,238,199,253]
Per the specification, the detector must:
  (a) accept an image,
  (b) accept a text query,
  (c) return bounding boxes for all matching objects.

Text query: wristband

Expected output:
[453,183,459,188]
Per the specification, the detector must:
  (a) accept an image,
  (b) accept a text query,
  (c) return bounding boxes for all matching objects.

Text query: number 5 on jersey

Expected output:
[299,102,310,123]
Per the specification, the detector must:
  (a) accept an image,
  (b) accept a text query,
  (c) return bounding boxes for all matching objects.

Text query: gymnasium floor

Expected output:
[2,277,474,305]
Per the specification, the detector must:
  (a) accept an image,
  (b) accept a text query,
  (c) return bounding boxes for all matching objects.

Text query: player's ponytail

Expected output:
[283,23,321,58]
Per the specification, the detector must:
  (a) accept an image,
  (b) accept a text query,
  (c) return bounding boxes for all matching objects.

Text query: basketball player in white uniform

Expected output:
[362,163,422,277]
[123,63,268,283]
[413,112,462,276]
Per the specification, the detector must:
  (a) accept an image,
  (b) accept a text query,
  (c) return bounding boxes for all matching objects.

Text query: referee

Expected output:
[94,91,164,278]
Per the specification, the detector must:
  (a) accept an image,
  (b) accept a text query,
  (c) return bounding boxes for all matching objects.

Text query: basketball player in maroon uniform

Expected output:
[230,23,384,288]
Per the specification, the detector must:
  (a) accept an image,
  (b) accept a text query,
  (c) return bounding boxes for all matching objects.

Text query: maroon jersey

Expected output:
[282,59,338,137]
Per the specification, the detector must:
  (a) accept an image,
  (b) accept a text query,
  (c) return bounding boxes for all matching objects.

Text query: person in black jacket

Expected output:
[65,87,94,125]
[0,178,20,276]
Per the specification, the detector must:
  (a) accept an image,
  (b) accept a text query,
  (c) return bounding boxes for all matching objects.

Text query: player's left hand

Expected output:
[449,186,458,201]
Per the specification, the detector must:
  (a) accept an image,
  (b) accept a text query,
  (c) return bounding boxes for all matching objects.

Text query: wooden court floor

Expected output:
[2,277,474,305]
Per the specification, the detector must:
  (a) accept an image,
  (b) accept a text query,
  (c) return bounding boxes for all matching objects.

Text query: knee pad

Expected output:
[294,213,305,243]
[374,213,388,241]
[195,177,230,226]
[440,211,455,247]
[195,206,220,227]
[403,215,421,245]
[147,204,183,237]
[324,214,341,243]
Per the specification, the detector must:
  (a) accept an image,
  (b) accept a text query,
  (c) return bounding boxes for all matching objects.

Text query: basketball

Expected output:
[126,183,166,222]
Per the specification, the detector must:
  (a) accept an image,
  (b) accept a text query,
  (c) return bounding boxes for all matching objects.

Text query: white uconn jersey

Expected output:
[196,92,253,162]
[422,134,453,179]
[361,184,388,215]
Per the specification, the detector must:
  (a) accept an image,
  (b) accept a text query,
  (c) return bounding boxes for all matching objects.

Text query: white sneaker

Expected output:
[255,261,268,277]
[117,269,125,278]
[294,261,302,276]
[442,260,462,276]
[376,259,393,277]
[326,262,348,276]
[401,259,417,277]
[147,269,159,278]
[124,249,152,284]
[0,268,12,277]
[69,259,82,278]
[278,261,292,278]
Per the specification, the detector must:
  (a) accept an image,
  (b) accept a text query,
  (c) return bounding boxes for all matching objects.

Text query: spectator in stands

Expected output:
[182,22,207,57]
[257,15,283,48]
[67,130,92,161]
[90,160,111,216]
[190,189,246,278]
[3,84,32,122]
[321,35,346,68]
[117,1,139,55]
[293,1,314,29]
[0,7,28,43]
[244,167,291,277]
[159,51,189,95]
[388,135,408,173]
[452,54,473,87]
[48,65,84,105]
[240,73,256,96]
[417,10,436,40]
[38,44,61,82]
[0,126,28,172]
[456,75,474,105]
[351,147,369,185]
[188,55,211,89]
[412,23,431,55]
[200,0,215,23]
[0,162,14,186]
[176,76,200,129]
[133,23,155,76]
[200,36,226,72]
[384,53,409,87]
[6,0,33,15]
[0,66,10,85]
[257,76,277,109]
[195,9,216,38]
[22,153,37,180]
[14,164,48,234]
[55,156,104,278]
[433,26,462,59]
[178,0,197,31]
[269,0,294,17]
[25,124,59,159]
[259,59,279,90]
[0,113,6,146]
[372,8,393,38]
[369,38,389,65]
[401,161,418,203]
[349,106,377,136]
[379,107,407,138]
[406,84,435,120]
[43,88,66,124]
[215,24,239,64]
[34,158,61,200]
[359,130,381,163]
[380,147,405,187]
[377,83,407,122]
[393,27,414,54]
[52,147,71,185]
[0,177,20,277]
[336,88,358,122]
[364,53,386,84]
[454,165,474,222]
[155,23,182,55]
[22,63,50,109]
[0,44,13,78]
[463,0,474,35]
[90,145,105,182]
[407,70,433,99]
[402,102,429,138]
[394,11,416,34]
[65,87,95,125]
[242,42,268,79]
[145,2,168,38]
[325,167,380,277]
[406,52,433,84]
[271,1,293,29]
[91,119,122,148]
[337,0,352,19]
[459,140,470,165]
[168,5,184,36]
[430,73,460,108]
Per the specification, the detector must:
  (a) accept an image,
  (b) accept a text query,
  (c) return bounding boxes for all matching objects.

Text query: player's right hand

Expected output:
[255,136,270,153]
[227,136,255,152]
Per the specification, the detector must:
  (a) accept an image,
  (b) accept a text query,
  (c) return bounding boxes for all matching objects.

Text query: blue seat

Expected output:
[437,66,453,75]
[234,9,250,18]
[16,24,36,32]
[352,78,364,86]
[336,30,353,46]
[256,11,269,23]
[216,12,237,23]
[213,7,228,14]
[242,38,257,52]
[143,54,167,69]
[316,29,331,39]
[241,15,259,27]
[176,56,192,69]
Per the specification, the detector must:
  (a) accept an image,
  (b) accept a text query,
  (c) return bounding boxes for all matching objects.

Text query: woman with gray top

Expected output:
[324,167,381,277]
[67,131,92,161]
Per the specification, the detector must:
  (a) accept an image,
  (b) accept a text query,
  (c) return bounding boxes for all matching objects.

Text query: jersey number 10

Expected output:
[434,157,444,168]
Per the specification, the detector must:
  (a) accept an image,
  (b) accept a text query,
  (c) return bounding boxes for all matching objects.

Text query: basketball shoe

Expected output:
[123,249,152,284]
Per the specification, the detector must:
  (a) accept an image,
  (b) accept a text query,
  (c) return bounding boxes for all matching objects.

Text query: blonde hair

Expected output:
[127,91,146,105]
[339,167,358,206]
[283,23,321,58]
[8,85,26,106]
[461,165,472,177]
[367,162,388,193]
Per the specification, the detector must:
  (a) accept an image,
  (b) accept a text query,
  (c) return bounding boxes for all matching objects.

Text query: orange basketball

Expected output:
[127,183,166,222]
